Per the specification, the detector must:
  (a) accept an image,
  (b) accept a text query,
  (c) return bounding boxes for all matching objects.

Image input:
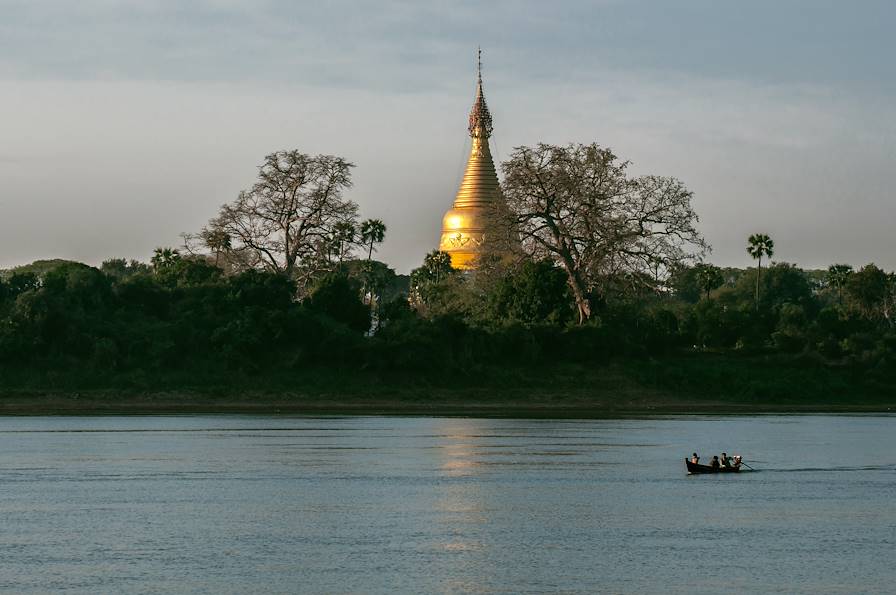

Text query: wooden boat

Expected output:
[686,459,741,474]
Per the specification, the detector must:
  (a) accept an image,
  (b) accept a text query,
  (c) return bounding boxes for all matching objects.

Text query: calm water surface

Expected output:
[0,415,894,594]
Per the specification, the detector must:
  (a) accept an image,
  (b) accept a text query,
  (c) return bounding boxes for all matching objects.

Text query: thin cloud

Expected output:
[0,1,894,271]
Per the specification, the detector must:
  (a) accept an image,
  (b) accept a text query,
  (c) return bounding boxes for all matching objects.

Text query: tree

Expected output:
[330,221,357,265]
[826,264,853,306]
[419,251,454,284]
[668,265,702,303]
[758,262,813,309]
[355,260,392,300]
[198,150,358,290]
[304,273,371,333]
[151,247,181,271]
[747,233,774,310]
[350,259,397,333]
[694,263,724,300]
[167,258,223,286]
[5,272,39,298]
[846,264,895,326]
[101,258,151,280]
[360,219,387,261]
[485,260,573,325]
[500,143,706,323]
[409,251,456,306]
[201,229,231,267]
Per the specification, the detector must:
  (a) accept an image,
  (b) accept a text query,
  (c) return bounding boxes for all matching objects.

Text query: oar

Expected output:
[741,461,755,471]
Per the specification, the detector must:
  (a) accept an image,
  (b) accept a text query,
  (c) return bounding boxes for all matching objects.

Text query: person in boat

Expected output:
[691,453,699,464]
[710,456,720,469]
[720,452,730,468]
[732,455,742,469]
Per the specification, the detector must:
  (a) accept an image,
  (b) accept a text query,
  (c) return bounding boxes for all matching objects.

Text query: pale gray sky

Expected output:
[2,0,895,272]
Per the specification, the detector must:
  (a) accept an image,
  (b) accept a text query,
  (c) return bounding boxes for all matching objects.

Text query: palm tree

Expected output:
[826,264,853,306]
[360,219,387,261]
[747,233,774,309]
[151,247,181,271]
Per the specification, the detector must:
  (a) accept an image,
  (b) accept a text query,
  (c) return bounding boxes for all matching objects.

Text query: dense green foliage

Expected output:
[0,253,893,402]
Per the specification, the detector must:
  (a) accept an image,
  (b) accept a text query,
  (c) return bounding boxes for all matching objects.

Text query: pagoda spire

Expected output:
[438,48,504,269]
[468,47,493,139]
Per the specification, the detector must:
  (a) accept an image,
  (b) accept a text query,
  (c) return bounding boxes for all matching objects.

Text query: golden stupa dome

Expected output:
[438,49,504,270]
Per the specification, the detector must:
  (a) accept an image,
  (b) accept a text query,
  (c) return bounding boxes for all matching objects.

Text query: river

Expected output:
[0,415,893,594]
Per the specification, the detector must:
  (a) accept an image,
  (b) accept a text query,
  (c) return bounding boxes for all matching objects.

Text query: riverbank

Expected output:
[0,391,893,416]
[2,354,893,416]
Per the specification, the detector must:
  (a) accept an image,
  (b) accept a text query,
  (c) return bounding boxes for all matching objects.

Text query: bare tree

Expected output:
[500,143,707,323]
[197,150,358,291]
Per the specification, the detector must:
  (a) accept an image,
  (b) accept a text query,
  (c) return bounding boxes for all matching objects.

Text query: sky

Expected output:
[1,0,895,273]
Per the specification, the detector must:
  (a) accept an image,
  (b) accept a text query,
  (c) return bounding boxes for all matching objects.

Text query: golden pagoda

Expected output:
[438,50,503,270]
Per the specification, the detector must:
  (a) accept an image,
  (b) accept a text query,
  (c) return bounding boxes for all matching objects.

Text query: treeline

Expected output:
[410,253,895,366]
[1,144,893,400]
[0,252,893,397]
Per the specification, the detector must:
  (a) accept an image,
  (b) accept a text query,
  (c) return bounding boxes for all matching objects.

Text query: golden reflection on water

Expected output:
[436,419,485,477]
[432,419,491,563]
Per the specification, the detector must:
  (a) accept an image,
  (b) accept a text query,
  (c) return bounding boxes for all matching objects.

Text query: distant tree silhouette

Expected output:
[331,222,357,265]
[409,251,456,306]
[826,264,853,306]
[846,264,895,326]
[201,229,231,267]
[151,247,181,271]
[694,263,724,300]
[747,234,774,309]
[360,219,387,261]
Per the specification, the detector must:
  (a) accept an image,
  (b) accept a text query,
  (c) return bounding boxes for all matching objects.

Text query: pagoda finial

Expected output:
[468,47,493,139]
[477,46,482,84]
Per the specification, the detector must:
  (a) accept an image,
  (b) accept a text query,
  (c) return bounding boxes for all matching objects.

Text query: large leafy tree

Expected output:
[198,150,358,291]
[500,143,706,323]
[846,264,895,326]
[486,260,573,325]
[304,273,371,333]
[746,233,774,310]
[757,262,813,309]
